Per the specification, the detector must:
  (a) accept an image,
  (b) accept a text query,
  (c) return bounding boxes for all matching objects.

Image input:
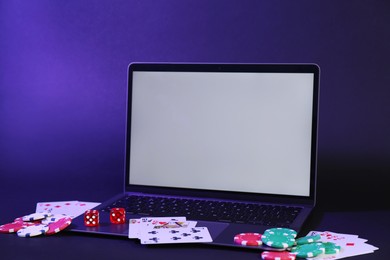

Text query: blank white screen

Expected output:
[130,71,314,196]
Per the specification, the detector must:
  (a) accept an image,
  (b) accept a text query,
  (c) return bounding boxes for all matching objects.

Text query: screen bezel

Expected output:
[124,63,320,206]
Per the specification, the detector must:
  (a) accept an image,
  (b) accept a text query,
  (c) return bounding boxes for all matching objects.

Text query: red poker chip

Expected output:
[234,233,262,246]
[0,221,31,233]
[261,251,297,260]
[45,217,72,235]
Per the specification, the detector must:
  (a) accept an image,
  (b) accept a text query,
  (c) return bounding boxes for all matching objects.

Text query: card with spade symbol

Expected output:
[140,227,213,244]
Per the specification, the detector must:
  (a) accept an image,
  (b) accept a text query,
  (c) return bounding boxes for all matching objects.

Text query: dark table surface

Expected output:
[1,187,389,260]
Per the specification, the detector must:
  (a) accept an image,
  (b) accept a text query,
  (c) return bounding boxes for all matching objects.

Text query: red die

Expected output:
[110,208,126,224]
[84,209,99,227]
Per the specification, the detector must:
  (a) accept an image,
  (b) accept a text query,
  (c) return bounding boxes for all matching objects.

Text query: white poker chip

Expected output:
[41,214,69,225]
[22,212,53,222]
[17,224,49,237]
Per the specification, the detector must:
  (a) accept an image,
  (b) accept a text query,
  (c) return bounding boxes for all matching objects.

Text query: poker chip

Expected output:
[290,242,325,258]
[295,234,321,245]
[261,228,297,249]
[234,233,263,246]
[261,251,297,260]
[45,217,72,235]
[13,217,26,222]
[264,228,297,238]
[261,233,296,249]
[14,217,41,225]
[322,242,341,254]
[41,214,69,225]
[22,212,53,222]
[17,224,49,238]
[0,217,41,233]
[0,221,30,233]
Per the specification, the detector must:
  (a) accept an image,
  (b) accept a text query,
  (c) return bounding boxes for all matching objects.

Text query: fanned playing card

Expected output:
[140,227,213,244]
[128,216,186,239]
[307,230,378,259]
[145,220,197,230]
[35,201,100,219]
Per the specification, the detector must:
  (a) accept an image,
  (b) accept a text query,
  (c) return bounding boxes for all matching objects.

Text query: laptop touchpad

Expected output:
[196,221,229,240]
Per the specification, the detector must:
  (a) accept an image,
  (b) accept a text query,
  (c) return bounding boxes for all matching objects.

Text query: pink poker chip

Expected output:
[261,251,297,260]
[45,217,72,235]
[234,233,263,246]
[0,221,32,233]
[13,217,24,222]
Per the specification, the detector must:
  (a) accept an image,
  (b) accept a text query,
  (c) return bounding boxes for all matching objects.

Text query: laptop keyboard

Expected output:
[102,195,302,227]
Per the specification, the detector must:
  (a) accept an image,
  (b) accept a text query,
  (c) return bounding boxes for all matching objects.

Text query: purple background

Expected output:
[1,1,389,211]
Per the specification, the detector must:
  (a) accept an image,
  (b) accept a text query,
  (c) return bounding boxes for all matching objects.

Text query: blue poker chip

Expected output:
[17,224,49,238]
[41,214,69,225]
[22,212,53,222]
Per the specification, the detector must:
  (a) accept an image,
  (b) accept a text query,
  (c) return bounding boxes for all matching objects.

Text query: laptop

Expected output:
[68,62,320,250]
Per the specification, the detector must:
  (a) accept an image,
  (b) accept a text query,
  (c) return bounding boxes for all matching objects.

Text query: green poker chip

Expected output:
[264,228,298,238]
[291,242,325,258]
[322,242,341,254]
[295,234,321,245]
[261,233,296,249]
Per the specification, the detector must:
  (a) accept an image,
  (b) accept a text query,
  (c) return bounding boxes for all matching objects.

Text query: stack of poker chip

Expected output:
[0,212,72,238]
[261,228,297,249]
[233,227,342,259]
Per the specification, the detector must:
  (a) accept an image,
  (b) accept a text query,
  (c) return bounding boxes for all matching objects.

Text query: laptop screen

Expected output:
[127,64,319,198]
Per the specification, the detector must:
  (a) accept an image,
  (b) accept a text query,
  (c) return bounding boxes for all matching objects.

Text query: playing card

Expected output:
[35,200,100,219]
[145,221,197,230]
[35,201,78,216]
[140,227,213,244]
[128,216,186,239]
[73,201,101,217]
[340,241,378,258]
[307,231,378,260]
